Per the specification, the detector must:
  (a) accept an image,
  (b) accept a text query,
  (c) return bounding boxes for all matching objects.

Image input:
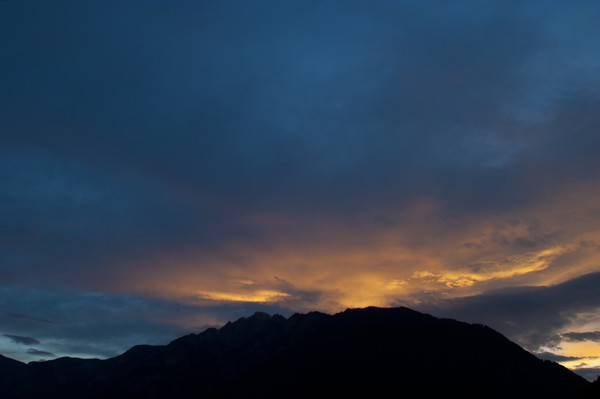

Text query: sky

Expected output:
[1,0,600,380]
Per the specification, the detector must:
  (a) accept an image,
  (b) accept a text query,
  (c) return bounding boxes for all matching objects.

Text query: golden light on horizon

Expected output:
[555,341,600,374]
[196,289,290,303]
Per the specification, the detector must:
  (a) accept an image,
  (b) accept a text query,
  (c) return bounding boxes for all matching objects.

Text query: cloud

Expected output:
[196,289,290,304]
[562,332,600,343]
[3,313,60,325]
[96,181,600,317]
[26,348,56,358]
[410,246,569,289]
[0,1,597,303]
[536,352,586,363]
[2,335,40,345]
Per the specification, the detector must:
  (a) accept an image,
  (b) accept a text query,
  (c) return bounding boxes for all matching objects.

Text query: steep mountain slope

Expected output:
[0,355,24,376]
[0,307,589,398]
[574,376,600,398]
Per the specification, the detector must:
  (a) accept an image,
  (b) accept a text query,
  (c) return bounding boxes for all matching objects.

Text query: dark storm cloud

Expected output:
[415,273,600,351]
[2,335,40,346]
[0,2,591,194]
[2,0,598,290]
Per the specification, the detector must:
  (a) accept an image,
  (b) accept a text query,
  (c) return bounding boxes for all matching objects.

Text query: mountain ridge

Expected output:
[0,306,590,398]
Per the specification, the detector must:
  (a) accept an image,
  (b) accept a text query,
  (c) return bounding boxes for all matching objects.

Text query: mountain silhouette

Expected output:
[574,376,600,398]
[0,307,590,398]
[0,355,24,376]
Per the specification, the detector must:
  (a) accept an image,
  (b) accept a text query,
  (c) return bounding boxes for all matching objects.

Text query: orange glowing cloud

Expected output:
[196,289,290,304]
[102,180,600,317]
[410,246,570,289]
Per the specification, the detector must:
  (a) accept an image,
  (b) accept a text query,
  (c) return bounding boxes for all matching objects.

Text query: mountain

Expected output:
[575,376,600,398]
[0,307,590,398]
[0,355,24,376]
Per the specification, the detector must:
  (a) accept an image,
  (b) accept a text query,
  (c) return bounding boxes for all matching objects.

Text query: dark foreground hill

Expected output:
[0,307,590,398]
[0,355,24,376]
